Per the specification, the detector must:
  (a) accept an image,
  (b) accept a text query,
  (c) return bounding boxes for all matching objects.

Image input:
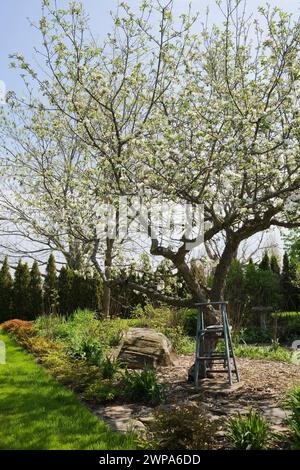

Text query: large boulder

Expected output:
[116,327,178,369]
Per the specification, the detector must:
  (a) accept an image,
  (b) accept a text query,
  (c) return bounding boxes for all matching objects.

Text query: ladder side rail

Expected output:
[225,308,240,382]
[194,306,202,387]
[222,303,233,385]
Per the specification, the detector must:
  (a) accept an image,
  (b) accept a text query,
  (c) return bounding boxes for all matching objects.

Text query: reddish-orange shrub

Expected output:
[0,319,34,332]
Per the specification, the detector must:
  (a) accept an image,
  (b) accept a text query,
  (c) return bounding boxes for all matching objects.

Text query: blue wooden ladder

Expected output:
[194,301,239,387]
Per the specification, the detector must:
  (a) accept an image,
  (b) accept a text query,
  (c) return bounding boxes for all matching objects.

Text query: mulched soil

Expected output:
[156,355,300,449]
[91,355,299,449]
[158,355,300,406]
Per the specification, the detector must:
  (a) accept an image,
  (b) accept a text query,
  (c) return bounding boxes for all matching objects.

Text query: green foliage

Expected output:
[83,381,120,404]
[7,324,102,392]
[233,327,272,344]
[58,266,74,315]
[0,256,13,322]
[183,308,197,337]
[29,261,43,317]
[13,260,31,320]
[122,366,166,405]
[248,265,281,309]
[224,255,283,332]
[227,410,270,450]
[225,259,247,328]
[284,386,300,448]
[34,310,129,365]
[54,309,104,365]
[100,356,122,380]
[58,267,103,316]
[233,343,292,363]
[42,349,100,392]
[163,325,195,354]
[140,403,218,450]
[280,252,299,311]
[284,229,300,264]
[272,311,300,342]
[1,258,104,321]
[273,311,300,319]
[44,254,59,315]
[270,255,280,275]
[34,314,66,340]
[259,251,270,271]
[69,332,103,365]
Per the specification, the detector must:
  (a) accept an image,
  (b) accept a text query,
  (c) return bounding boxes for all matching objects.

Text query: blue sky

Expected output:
[0,0,299,96]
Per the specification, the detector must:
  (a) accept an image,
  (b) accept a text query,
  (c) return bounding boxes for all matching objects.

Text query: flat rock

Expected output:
[259,406,291,425]
[92,403,153,434]
[199,378,244,395]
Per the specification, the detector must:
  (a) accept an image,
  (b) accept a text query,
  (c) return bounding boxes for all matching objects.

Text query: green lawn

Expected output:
[0,332,135,450]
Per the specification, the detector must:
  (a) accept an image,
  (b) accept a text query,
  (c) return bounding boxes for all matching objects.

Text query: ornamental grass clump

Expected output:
[227,409,270,450]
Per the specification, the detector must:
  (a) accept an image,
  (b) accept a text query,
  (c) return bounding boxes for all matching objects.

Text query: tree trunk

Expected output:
[102,283,111,318]
[210,236,239,301]
[102,237,114,318]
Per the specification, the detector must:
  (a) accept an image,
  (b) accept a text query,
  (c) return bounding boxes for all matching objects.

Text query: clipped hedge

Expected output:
[272,312,300,343]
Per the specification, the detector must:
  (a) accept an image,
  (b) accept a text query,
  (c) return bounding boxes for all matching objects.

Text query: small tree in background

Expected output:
[259,252,270,271]
[244,259,258,307]
[58,266,74,315]
[225,259,247,330]
[81,271,103,314]
[280,252,299,311]
[69,271,86,312]
[29,261,43,318]
[44,254,59,315]
[270,255,280,276]
[13,260,31,319]
[246,256,281,309]
[0,256,13,322]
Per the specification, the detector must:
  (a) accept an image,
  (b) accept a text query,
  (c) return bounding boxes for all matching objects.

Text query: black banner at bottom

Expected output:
[0,450,299,468]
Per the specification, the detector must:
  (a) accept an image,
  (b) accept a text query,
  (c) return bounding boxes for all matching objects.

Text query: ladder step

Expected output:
[205,369,237,374]
[196,355,233,360]
[198,328,223,333]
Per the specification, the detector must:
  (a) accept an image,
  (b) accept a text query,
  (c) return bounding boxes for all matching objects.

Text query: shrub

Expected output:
[97,318,130,347]
[122,366,166,405]
[183,309,198,337]
[83,381,120,404]
[34,314,66,340]
[5,322,103,394]
[284,386,300,448]
[42,350,100,392]
[140,403,218,450]
[69,331,103,365]
[227,410,270,450]
[272,312,300,343]
[0,319,34,332]
[35,311,130,359]
[163,325,195,354]
[233,343,292,362]
[36,310,105,365]
[233,327,272,344]
[100,356,122,380]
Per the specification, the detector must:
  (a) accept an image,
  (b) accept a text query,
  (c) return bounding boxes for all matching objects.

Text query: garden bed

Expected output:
[1,311,299,450]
